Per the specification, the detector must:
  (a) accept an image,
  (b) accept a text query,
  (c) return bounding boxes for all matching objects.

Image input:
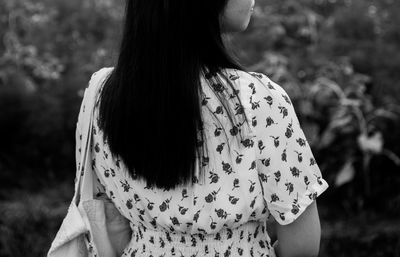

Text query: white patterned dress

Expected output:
[75,67,329,257]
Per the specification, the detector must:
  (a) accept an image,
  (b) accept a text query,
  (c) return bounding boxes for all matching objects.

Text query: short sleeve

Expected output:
[251,72,329,225]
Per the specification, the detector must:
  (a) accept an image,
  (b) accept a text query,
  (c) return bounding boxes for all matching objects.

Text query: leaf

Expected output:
[382,149,400,166]
[319,129,336,148]
[335,161,355,187]
[372,109,399,121]
[318,113,353,148]
[330,115,353,130]
[357,132,383,154]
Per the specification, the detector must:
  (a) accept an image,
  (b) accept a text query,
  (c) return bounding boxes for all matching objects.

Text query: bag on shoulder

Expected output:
[47,70,118,257]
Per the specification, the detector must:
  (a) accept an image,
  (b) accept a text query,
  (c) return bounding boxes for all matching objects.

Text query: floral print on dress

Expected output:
[247,72,329,225]
[74,67,329,257]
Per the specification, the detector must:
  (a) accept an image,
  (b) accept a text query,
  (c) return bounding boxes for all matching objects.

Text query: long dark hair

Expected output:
[98,0,251,190]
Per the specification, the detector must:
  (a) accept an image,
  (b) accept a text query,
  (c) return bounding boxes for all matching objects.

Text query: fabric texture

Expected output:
[75,67,329,257]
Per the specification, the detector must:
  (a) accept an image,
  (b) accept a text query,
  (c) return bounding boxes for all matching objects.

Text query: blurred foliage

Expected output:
[1,0,400,256]
[0,0,123,189]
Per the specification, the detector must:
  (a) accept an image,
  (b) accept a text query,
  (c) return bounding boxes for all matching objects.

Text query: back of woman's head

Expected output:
[98,0,254,190]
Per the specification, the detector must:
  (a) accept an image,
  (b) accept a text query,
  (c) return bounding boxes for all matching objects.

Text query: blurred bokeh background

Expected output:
[1,0,399,256]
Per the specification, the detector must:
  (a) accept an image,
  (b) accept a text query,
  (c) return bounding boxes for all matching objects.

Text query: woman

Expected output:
[76,0,329,256]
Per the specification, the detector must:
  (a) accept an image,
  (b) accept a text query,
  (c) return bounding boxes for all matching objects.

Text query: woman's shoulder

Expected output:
[90,66,114,85]
[222,68,278,86]
[81,67,115,111]
[221,68,290,102]
[89,66,114,93]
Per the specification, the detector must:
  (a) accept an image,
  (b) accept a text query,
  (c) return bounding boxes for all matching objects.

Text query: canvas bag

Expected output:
[47,71,117,257]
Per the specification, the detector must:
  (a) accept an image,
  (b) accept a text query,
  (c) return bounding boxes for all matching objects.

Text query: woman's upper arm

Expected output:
[251,72,329,224]
[248,72,329,256]
[275,200,321,257]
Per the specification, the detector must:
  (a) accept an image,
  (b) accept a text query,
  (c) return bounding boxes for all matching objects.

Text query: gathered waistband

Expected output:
[122,221,276,257]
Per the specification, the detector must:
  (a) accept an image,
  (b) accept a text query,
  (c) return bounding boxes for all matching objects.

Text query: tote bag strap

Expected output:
[73,68,111,205]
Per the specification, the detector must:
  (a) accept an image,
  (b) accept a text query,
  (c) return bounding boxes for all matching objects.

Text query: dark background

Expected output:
[1,0,399,256]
